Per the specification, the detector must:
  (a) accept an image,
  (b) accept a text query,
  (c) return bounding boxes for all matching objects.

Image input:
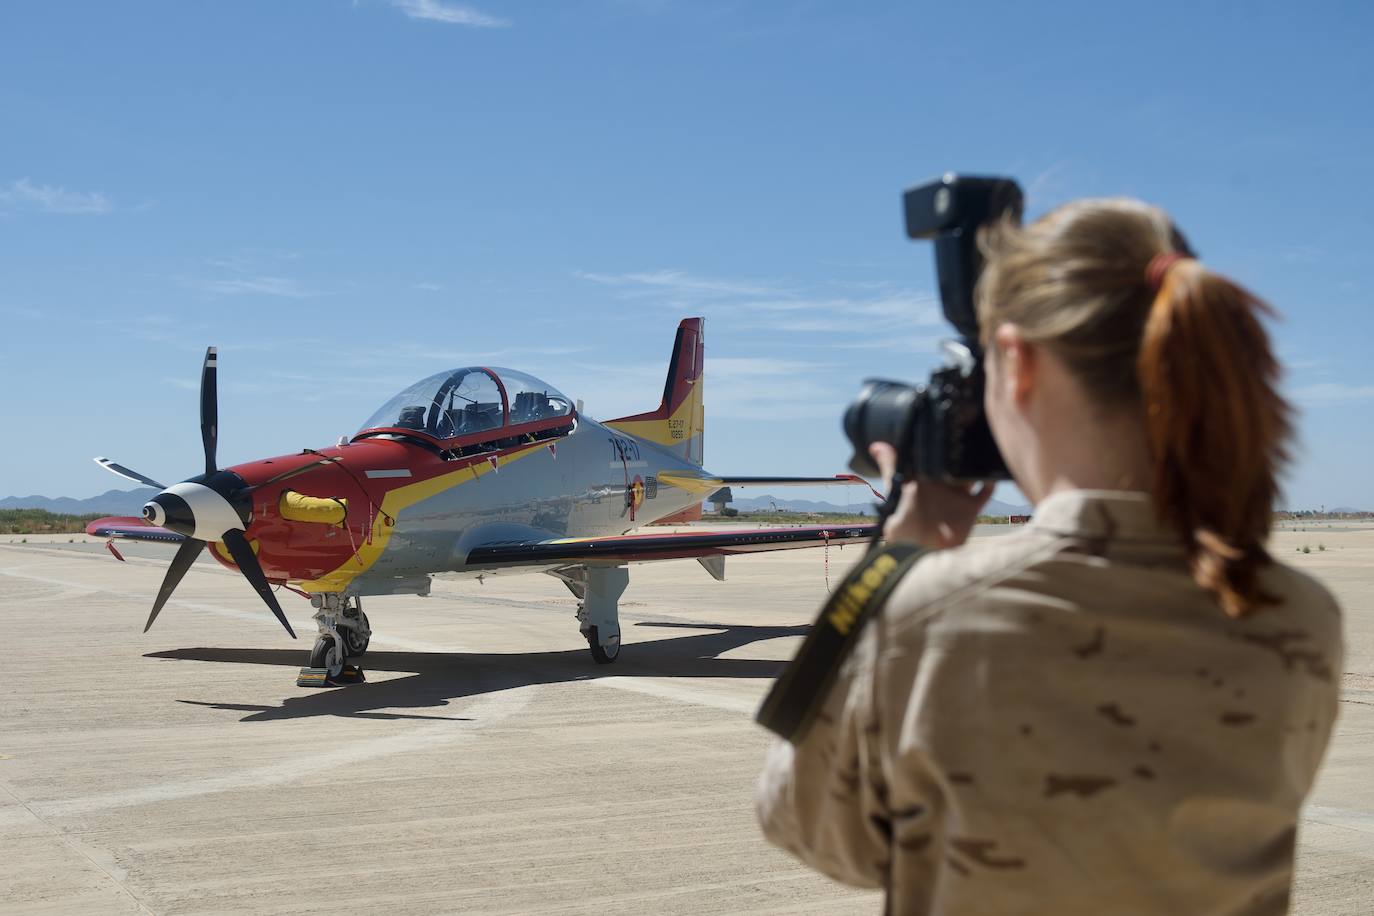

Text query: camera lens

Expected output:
[844,380,922,478]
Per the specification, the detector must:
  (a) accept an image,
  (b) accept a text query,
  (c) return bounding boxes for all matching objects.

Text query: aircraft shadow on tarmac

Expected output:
[147,621,805,723]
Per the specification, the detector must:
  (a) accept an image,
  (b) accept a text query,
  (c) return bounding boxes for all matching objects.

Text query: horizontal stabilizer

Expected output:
[658,471,881,499]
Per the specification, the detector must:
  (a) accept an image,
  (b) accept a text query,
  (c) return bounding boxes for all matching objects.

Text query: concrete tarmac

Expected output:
[0,524,1370,914]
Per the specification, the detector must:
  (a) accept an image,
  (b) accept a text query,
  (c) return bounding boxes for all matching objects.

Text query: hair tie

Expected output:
[1146,252,1190,292]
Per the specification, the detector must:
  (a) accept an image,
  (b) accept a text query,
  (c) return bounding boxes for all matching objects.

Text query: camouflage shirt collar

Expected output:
[1027,489,1182,547]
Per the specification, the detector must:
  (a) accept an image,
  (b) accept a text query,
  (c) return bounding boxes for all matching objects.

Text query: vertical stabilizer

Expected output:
[606,317,704,466]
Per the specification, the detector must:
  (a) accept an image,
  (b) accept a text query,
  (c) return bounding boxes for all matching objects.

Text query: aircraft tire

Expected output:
[587,626,620,665]
[342,612,370,657]
[310,633,343,678]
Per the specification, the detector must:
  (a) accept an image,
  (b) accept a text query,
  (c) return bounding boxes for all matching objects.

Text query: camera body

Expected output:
[845,173,1024,482]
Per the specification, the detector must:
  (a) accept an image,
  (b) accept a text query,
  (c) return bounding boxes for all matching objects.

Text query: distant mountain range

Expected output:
[0,488,158,516]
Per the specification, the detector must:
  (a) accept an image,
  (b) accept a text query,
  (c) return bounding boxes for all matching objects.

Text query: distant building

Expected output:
[708,487,733,514]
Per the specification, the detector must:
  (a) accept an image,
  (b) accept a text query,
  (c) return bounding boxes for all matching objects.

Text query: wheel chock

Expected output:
[296,665,367,688]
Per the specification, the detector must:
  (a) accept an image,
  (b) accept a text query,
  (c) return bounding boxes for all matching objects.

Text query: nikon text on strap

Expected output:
[755,542,924,743]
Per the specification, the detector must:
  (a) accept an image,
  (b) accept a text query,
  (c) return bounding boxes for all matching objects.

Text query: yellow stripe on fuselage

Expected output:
[295,443,544,593]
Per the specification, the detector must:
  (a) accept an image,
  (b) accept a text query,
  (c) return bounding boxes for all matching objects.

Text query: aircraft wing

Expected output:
[464,524,876,568]
[85,516,186,543]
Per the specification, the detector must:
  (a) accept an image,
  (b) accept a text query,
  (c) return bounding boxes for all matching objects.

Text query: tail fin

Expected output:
[606,317,705,466]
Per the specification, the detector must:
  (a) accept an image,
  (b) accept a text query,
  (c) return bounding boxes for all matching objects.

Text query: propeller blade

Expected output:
[93,456,166,490]
[145,537,207,632]
[201,346,218,476]
[222,529,297,639]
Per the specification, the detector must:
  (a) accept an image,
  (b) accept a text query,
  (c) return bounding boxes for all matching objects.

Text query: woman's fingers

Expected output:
[866,458,1002,550]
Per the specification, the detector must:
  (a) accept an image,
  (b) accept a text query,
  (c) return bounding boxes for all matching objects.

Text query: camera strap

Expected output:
[755,541,925,743]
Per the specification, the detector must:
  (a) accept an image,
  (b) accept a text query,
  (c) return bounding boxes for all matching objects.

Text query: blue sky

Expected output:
[1,0,1371,509]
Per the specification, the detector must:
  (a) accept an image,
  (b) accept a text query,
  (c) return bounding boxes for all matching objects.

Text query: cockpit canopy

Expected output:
[356,367,574,446]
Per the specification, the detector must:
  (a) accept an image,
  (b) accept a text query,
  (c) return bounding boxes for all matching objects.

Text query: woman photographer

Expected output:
[757,199,1343,914]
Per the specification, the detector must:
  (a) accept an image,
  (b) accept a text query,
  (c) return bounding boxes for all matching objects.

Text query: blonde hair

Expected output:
[976,198,1292,617]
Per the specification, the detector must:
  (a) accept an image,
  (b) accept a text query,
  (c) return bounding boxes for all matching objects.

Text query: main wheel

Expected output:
[310,633,344,678]
[341,611,370,657]
[587,625,620,665]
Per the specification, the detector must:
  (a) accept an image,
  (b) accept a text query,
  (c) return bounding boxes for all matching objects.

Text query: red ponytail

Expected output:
[1137,261,1292,617]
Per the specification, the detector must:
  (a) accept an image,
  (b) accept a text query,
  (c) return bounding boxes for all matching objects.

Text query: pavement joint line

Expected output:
[1300,804,1374,835]
[0,779,158,915]
[0,687,533,826]
[0,565,317,633]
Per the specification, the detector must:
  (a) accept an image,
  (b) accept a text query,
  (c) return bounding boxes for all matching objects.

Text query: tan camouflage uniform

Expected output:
[757,490,1342,916]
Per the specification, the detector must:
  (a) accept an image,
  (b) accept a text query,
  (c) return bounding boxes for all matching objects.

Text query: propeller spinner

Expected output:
[95,347,296,639]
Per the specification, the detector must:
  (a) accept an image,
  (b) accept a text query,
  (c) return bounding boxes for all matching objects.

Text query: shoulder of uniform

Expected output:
[880,528,1062,635]
[1257,559,1344,648]
[1264,560,1341,614]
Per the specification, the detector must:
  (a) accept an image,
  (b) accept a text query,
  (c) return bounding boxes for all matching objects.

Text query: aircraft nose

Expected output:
[145,477,250,541]
[146,492,196,537]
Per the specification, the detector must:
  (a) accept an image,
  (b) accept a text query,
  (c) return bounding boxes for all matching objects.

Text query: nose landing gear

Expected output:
[297,593,369,687]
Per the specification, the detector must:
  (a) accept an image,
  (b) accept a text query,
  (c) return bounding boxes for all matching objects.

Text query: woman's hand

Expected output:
[868,443,996,549]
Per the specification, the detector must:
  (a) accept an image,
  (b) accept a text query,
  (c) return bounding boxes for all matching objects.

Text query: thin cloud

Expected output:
[823,335,946,352]
[711,356,830,377]
[1280,245,1325,264]
[732,293,940,326]
[389,0,510,27]
[575,269,788,298]
[1291,382,1374,404]
[186,276,325,299]
[414,282,444,292]
[409,344,588,362]
[0,178,111,215]
[1027,161,1075,206]
[567,355,844,421]
[0,305,45,320]
[575,267,940,332]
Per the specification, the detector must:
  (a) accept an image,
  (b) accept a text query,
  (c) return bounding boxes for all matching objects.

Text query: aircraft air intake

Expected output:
[278,491,349,525]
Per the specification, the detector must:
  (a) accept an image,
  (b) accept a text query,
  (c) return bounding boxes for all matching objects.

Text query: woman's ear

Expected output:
[992,323,1036,406]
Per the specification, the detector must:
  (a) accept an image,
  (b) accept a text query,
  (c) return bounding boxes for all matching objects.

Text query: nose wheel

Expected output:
[298,594,368,687]
[309,633,344,678]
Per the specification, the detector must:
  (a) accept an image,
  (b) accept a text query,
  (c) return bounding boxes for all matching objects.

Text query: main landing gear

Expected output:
[297,593,370,687]
[568,566,628,665]
[297,564,631,686]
